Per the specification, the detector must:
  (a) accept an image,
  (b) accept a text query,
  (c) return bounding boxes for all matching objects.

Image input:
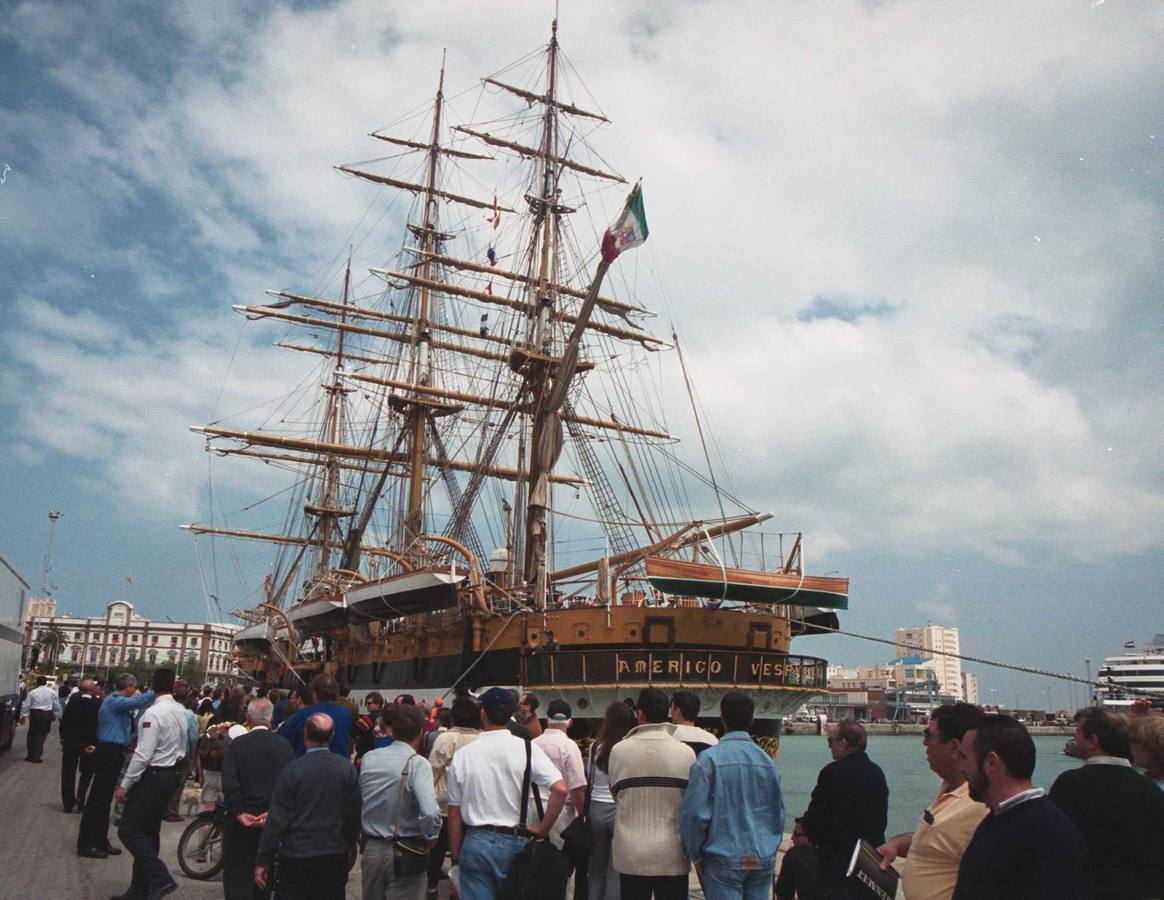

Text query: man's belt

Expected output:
[146,764,179,772]
[468,823,528,837]
[363,834,426,842]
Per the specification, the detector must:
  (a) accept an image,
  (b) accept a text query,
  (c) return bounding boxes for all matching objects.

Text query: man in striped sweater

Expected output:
[609,687,696,900]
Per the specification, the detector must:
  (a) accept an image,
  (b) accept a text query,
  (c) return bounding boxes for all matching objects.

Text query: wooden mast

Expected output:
[522,19,563,608]
[312,254,352,578]
[403,57,448,549]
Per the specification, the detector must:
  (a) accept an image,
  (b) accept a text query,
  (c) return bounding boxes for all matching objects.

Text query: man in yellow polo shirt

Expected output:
[877,703,988,900]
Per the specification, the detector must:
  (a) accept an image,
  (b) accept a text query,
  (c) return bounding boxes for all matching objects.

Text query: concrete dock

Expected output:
[3,723,804,899]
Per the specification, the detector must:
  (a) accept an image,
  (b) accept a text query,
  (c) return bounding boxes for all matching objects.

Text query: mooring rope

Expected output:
[790,616,1164,699]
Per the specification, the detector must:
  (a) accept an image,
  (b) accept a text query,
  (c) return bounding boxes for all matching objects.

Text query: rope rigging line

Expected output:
[673,333,734,563]
[790,617,1164,699]
[266,634,306,686]
[442,607,526,701]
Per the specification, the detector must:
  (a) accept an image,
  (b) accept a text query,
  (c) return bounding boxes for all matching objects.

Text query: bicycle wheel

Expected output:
[176,816,224,880]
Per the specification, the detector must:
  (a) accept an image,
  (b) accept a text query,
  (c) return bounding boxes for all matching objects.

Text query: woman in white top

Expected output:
[587,702,636,900]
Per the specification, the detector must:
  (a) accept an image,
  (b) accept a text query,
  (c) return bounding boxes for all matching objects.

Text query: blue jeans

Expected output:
[701,857,776,900]
[460,828,527,900]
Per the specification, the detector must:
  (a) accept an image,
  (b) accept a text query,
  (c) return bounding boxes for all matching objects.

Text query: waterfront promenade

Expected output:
[0,723,362,899]
[3,722,804,899]
[3,722,791,899]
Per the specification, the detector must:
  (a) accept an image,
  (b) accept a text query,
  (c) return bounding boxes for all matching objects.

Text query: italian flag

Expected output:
[601,182,649,263]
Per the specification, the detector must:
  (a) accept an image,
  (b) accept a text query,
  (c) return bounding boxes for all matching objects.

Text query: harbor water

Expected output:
[774,733,1082,837]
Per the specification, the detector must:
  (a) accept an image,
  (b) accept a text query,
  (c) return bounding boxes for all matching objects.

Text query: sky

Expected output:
[1,0,1161,710]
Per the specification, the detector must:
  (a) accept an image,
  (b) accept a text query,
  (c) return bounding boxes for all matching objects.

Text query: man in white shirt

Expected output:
[447,687,567,900]
[21,675,62,762]
[668,689,718,757]
[533,699,587,847]
[111,668,188,900]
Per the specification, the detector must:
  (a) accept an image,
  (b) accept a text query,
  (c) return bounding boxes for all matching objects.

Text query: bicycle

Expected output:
[177,804,225,880]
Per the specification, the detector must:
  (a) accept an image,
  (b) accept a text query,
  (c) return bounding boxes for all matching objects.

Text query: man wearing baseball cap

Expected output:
[534,700,588,847]
[447,687,567,898]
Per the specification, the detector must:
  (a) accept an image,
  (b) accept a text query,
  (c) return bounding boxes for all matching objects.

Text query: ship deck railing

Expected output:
[521,648,828,691]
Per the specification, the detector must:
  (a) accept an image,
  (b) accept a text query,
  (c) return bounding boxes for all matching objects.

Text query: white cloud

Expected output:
[2,0,1161,583]
[2,298,317,519]
[678,308,1163,562]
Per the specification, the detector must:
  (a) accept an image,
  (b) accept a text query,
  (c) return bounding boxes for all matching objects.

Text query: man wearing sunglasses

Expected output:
[800,719,888,896]
[876,703,988,900]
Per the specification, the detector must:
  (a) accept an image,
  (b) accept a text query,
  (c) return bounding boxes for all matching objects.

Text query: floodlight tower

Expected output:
[38,509,63,598]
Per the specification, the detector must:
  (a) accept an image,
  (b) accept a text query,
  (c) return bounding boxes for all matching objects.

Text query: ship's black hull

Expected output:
[278,642,823,738]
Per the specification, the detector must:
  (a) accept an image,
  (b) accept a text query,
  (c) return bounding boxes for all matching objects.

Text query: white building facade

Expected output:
[25,596,56,624]
[27,600,240,682]
[961,671,979,705]
[896,625,964,702]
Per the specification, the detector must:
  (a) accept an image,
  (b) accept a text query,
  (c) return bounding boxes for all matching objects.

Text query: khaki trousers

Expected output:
[361,839,427,900]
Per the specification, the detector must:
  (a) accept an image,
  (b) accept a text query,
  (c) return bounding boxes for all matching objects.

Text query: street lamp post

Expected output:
[1084,658,1093,706]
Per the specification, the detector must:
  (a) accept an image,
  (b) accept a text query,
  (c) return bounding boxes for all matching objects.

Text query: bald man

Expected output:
[60,678,101,813]
[255,713,361,900]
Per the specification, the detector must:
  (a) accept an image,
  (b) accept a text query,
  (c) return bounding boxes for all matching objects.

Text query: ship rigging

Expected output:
[186,20,849,733]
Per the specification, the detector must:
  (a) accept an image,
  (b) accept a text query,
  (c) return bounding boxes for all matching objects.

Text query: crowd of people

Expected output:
[19,669,1164,900]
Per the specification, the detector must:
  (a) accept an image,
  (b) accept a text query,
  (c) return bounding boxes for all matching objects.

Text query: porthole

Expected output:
[576,697,589,709]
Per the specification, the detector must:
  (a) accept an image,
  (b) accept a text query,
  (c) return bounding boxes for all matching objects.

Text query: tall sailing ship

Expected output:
[187,21,848,738]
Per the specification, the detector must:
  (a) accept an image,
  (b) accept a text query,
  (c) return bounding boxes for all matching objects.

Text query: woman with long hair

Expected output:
[587,701,637,900]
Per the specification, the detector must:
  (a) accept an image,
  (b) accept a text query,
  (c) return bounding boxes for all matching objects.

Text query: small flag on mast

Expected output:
[1124,640,1136,648]
[601,182,648,263]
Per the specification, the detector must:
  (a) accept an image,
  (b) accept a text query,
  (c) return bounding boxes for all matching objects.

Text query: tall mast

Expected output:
[517,20,565,607]
[403,58,448,550]
[310,254,353,576]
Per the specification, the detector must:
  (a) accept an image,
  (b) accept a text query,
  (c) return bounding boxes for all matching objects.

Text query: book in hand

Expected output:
[845,838,899,900]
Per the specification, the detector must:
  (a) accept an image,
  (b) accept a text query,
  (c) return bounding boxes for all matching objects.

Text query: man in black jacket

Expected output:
[255,712,360,900]
[1049,707,1164,900]
[221,698,294,900]
[801,719,889,896]
[60,678,101,813]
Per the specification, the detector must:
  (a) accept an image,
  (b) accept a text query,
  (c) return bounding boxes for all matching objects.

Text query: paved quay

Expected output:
[1,723,803,899]
[0,723,362,900]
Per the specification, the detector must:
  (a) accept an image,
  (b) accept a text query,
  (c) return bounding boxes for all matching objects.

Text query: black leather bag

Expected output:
[559,748,594,868]
[393,837,429,878]
[501,739,570,900]
[560,814,591,867]
[504,838,570,900]
[390,754,430,878]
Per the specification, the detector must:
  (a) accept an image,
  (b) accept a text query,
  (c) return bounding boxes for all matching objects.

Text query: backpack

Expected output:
[197,729,230,772]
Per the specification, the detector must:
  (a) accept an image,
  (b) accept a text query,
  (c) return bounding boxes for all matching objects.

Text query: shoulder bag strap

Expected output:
[518,737,533,827]
[582,745,594,820]
[392,752,416,840]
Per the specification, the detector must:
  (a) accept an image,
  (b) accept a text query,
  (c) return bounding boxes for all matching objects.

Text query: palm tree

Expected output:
[34,626,69,673]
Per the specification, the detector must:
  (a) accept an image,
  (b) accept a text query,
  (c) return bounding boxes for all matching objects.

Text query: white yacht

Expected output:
[1096,634,1164,708]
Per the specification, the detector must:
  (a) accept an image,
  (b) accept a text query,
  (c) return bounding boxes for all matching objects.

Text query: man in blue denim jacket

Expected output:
[680,690,785,899]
